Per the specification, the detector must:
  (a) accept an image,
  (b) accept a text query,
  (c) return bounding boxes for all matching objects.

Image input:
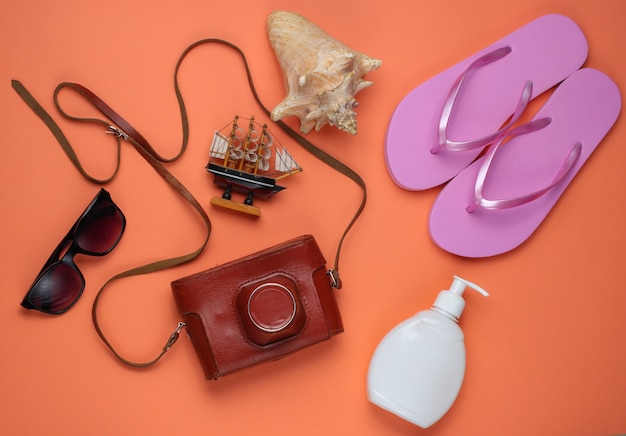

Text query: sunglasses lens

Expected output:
[76,200,125,254]
[26,262,84,313]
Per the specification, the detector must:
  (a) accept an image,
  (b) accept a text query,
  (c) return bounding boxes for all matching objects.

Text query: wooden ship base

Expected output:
[210,196,261,217]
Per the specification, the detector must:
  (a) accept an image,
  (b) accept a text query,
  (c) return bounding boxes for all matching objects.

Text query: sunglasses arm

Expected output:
[33,228,76,277]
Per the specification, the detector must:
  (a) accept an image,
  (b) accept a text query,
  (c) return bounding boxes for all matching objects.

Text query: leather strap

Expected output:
[11,38,366,367]
[11,80,211,367]
[176,39,367,288]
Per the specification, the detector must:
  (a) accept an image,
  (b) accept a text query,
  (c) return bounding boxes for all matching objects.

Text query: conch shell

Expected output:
[267,11,382,135]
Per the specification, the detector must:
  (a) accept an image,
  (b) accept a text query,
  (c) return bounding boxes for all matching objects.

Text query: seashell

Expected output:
[267,11,382,135]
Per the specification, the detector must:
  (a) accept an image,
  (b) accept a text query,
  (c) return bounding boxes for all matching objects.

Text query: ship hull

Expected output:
[207,163,285,200]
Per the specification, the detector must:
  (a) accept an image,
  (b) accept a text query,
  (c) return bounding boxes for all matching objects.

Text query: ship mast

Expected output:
[253,124,270,175]
[239,116,257,171]
[223,115,240,167]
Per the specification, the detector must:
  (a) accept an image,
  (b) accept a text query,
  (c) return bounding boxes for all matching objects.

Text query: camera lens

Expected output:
[248,283,297,332]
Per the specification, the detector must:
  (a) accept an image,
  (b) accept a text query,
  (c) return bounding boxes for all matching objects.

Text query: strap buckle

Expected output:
[106,125,129,141]
[327,269,342,289]
[163,322,186,351]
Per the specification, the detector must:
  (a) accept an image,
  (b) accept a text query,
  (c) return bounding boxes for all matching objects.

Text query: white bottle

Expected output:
[367,276,489,428]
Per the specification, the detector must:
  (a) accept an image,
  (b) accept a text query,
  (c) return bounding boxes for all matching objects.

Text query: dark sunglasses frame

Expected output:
[21,188,126,314]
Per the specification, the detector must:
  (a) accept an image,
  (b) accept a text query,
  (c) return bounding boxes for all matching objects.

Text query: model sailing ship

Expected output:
[206,115,302,216]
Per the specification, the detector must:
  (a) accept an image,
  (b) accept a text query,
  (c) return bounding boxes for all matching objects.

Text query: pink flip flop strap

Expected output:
[467,118,582,212]
[432,47,533,154]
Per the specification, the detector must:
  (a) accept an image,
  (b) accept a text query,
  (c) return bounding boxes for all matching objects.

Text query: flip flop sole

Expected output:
[385,14,588,190]
[428,68,621,258]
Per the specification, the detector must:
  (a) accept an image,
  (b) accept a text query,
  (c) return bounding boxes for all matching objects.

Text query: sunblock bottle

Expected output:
[367,276,489,428]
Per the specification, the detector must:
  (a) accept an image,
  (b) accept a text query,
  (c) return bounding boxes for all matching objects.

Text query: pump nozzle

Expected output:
[450,276,489,297]
[433,276,489,321]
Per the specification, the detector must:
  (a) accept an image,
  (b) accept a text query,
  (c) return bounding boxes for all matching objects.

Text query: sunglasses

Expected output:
[21,189,126,314]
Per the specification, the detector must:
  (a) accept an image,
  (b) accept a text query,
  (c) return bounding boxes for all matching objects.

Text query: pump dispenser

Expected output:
[367,276,489,428]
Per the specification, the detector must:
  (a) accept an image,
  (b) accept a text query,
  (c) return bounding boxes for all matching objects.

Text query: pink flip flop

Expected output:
[385,14,588,190]
[428,68,621,258]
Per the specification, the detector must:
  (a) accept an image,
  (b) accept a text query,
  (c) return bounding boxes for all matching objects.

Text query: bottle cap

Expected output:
[433,275,489,321]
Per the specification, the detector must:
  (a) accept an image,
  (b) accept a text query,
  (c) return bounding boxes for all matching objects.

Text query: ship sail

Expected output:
[208,116,301,177]
[210,132,229,159]
[275,148,299,173]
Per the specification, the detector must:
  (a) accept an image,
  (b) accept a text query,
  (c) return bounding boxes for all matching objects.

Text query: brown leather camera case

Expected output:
[171,235,343,380]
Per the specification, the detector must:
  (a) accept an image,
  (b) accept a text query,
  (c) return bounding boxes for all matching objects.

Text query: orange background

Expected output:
[1,1,624,435]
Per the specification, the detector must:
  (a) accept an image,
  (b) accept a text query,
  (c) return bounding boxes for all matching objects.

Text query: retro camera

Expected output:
[171,235,343,380]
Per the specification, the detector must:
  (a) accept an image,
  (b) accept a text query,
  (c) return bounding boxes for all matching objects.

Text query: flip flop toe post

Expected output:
[385,14,588,190]
[428,69,621,258]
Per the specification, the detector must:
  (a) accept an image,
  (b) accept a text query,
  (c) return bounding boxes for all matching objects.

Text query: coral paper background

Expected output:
[1,1,624,435]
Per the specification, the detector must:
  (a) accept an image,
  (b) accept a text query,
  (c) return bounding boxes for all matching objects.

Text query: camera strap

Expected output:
[11,38,366,367]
